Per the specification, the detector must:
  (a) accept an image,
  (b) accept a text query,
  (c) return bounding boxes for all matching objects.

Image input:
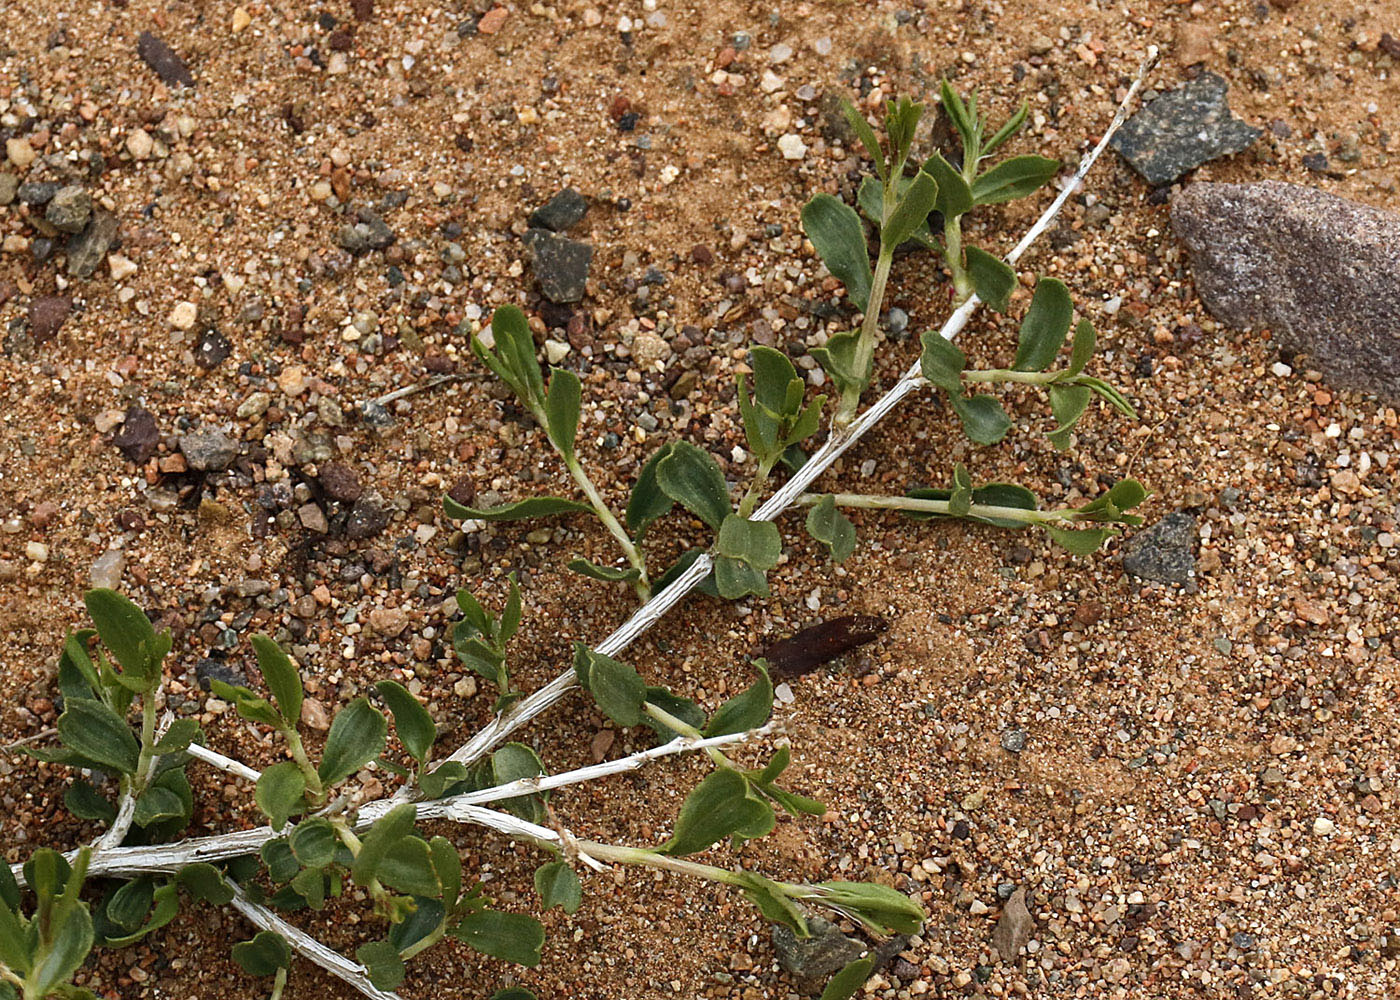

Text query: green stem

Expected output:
[960,368,1056,386]
[269,966,287,1000]
[804,492,1077,526]
[642,702,733,769]
[285,729,325,803]
[131,693,159,795]
[574,841,747,888]
[399,920,448,961]
[738,457,778,519]
[564,456,651,603]
[943,215,973,303]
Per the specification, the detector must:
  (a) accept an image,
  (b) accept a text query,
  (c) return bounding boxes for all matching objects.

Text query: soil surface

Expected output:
[2,1,1398,999]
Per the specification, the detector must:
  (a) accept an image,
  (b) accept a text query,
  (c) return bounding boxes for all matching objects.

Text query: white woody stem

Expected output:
[227,879,403,1000]
[413,47,1161,791]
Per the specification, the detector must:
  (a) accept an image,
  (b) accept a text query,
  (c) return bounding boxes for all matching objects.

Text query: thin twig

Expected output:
[2,727,56,751]
[369,373,463,408]
[227,879,403,1000]
[13,721,777,881]
[411,47,1161,791]
[187,742,263,782]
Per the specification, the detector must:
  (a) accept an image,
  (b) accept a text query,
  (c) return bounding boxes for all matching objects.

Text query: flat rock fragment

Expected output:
[137,31,195,87]
[1173,180,1400,401]
[1110,72,1259,184]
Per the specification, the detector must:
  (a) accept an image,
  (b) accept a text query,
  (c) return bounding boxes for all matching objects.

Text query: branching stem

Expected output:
[564,455,651,602]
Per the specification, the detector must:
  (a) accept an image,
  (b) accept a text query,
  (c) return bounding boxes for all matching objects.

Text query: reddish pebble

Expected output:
[478,7,508,34]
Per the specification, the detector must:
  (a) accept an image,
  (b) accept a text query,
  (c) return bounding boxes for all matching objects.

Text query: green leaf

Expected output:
[500,574,522,643]
[289,817,338,869]
[801,193,872,313]
[390,897,445,952]
[661,768,775,856]
[882,171,939,248]
[132,785,184,827]
[544,366,582,462]
[452,911,545,967]
[705,663,774,737]
[31,904,93,998]
[430,837,462,911]
[255,762,307,830]
[477,305,546,407]
[821,957,875,1000]
[734,871,809,936]
[814,881,925,935]
[102,878,153,934]
[151,718,201,755]
[492,743,548,823]
[353,803,418,888]
[379,836,441,897]
[1067,318,1096,375]
[806,495,856,563]
[716,515,782,571]
[1014,277,1073,372]
[883,97,924,164]
[949,463,974,518]
[376,680,436,765]
[809,329,869,407]
[177,863,234,905]
[57,698,139,776]
[355,940,406,990]
[921,151,974,219]
[981,101,1030,157]
[260,838,299,884]
[626,442,676,539]
[1045,525,1115,554]
[419,760,478,800]
[534,861,582,914]
[317,698,388,786]
[232,930,291,978]
[57,630,100,704]
[939,79,977,156]
[209,679,282,729]
[714,556,771,600]
[964,246,1015,313]
[972,154,1060,205]
[573,645,647,728]
[443,495,591,522]
[566,558,641,585]
[652,548,711,597]
[250,635,303,728]
[0,902,28,975]
[840,99,886,179]
[64,780,115,824]
[1047,384,1091,450]
[918,332,966,394]
[656,440,731,530]
[952,395,1013,445]
[83,589,160,689]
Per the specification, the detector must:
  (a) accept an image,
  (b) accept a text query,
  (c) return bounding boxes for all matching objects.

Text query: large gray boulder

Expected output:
[1172,181,1400,401]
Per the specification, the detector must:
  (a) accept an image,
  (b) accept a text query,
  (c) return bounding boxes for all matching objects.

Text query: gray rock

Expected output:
[196,657,244,691]
[528,187,589,232]
[1173,181,1400,401]
[194,328,232,369]
[993,887,1033,961]
[179,428,238,471]
[1000,728,1027,753]
[112,407,161,464]
[524,228,593,303]
[17,181,58,205]
[66,209,119,278]
[345,495,389,539]
[337,209,395,253]
[1110,73,1260,185]
[45,185,92,233]
[0,172,16,205]
[1122,512,1197,584]
[772,916,864,993]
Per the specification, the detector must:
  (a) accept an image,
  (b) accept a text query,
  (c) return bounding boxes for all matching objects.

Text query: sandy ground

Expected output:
[2,0,1398,998]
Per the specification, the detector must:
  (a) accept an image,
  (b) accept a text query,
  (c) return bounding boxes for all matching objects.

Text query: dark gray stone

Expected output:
[137,31,195,87]
[66,209,119,278]
[524,228,592,303]
[1000,728,1027,753]
[528,187,589,232]
[17,181,58,205]
[1122,512,1197,584]
[195,328,232,369]
[345,495,389,539]
[113,407,160,464]
[1173,181,1400,401]
[772,916,864,993]
[196,657,245,691]
[993,887,1033,961]
[337,208,395,253]
[1110,73,1260,185]
[45,185,91,233]
[179,428,239,472]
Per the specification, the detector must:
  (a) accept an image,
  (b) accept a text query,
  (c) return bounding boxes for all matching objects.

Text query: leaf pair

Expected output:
[452,575,523,709]
[737,346,825,471]
[1,848,94,1000]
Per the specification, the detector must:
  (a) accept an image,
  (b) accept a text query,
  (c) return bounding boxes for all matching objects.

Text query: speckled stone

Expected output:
[1173,181,1400,401]
[1110,73,1259,185]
